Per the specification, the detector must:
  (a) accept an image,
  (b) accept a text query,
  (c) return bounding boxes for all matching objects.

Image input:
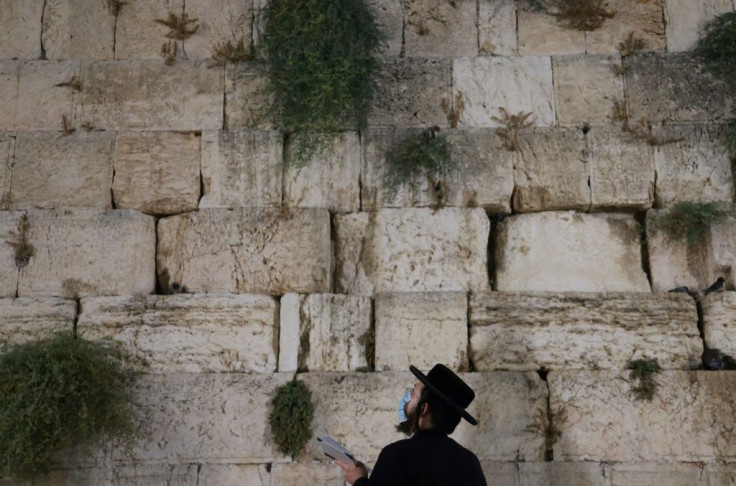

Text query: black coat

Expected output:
[354,429,487,486]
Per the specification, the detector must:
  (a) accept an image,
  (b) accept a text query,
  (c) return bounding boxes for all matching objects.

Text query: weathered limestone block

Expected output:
[469,292,702,371]
[496,212,650,292]
[114,0,184,60]
[113,131,200,215]
[11,61,80,131]
[553,55,624,126]
[607,463,705,486]
[157,208,331,294]
[453,56,555,127]
[369,58,452,127]
[518,462,606,486]
[664,0,734,52]
[77,294,278,373]
[587,126,654,210]
[701,292,736,358]
[76,60,223,130]
[271,463,343,486]
[361,128,514,212]
[479,0,517,55]
[550,371,736,461]
[367,0,403,57]
[335,208,490,295]
[706,463,736,485]
[0,211,26,297]
[278,293,299,372]
[43,0,115,60]
[182,0,253,60]
[585,0,666,54]
[512,128,590,212]
[224,63,276,130]
[0,134,14,207]
[121,373,293,463]
[200,130,282,208]
[298,294,372,372]
[0,0,43,59]
[404,0,478,58]
[653,125,733,207]
[199,464,271,486]
[12,131,113,209]
[375,292,468,371]
[517,0,585,56]
[284,132,361,212]
[0,62,18,129]
[625,52,736,124]
[18,209,156,297]
[0,297,76,351]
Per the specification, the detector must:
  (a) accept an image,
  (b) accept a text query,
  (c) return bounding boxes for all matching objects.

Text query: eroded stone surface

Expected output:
[113,131,200,215]
[335,208,490,295]
[0,0,43,59]
[404,0,478,58]
[664,0,734,52]
[608,463,705,486]
[519,462,606,486]
[517,0,585,56]
[43,0,115,60]
[15,61,80,131]
[157,208,330,294]
[271,463,343,486]
[200,464,271,486]
[78,294,278,373]
[182,0,253,60]
[495,212,650,292]
[701,292,736,358]
[224,63,276,130]
[585,0,666,54]
[115,0,185,60]
[0,297,76,351]
[375,292,468,371]
[0,211,23,297]
[469,292,702,371]
[479,0,517,55]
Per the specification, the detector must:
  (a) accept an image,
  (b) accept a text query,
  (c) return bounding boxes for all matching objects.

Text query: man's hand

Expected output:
[334,459,368,485]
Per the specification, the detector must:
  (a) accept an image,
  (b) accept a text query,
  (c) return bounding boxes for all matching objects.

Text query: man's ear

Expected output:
[419,402,429,417]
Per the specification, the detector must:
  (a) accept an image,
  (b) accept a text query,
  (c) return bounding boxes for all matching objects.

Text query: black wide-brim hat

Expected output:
[410,364,478,426]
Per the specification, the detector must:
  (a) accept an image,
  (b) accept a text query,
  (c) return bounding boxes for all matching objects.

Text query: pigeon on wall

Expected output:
[704,277,726,295]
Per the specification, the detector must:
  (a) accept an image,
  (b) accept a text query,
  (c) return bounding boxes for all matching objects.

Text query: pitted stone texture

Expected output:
[367,0,402,57]
[479,0,517,55]
[182,0,253,60]
[0,212,23,297]
[0,134,14,208]
[585,0,666,54]
[0,298,76,352]
[200,464,271,486]
[157,208,331,295]
[361,128,514,212]
[553,55,624,126]
[77,294,278,373]
[224,63,276,130]
[18,209,156,298]
[374,292,468,371]
[706,463,736,485]
[608,463,706,486]
[496,212,650,292]
[469,292,702,371]
[43,0,115,60]
[702,292,736,358]
[518,0,585,56]
[369,58,451,127]
[653,125,733,208]
[200,130,282,208]
[12,132,113,209]
[0,0,42,59]
[549,371,736,462]
[335,208,490,295]
[404,0,478,58]
[278,293,299,372]
[665,0,735,52]
[297,294,372,372]
[271,463,343,486]
[587,126,654,210]
[513,128,590,212]
[285,132,361,212]
[121,373,292,463]
[625,52,736,124]
[646,206,736,293]
[76,60,223,130]
[113,131,200,215]
[115,0,184,60]
[453,57,555,128]
[519,462,606,486]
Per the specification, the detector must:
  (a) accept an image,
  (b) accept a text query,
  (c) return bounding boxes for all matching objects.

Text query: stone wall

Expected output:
[2,0,736,484]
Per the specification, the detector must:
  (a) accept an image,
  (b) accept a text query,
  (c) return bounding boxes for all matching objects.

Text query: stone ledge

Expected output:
[0,297,76,352]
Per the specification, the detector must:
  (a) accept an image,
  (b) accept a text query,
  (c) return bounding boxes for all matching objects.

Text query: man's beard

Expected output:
[395,401,419,436]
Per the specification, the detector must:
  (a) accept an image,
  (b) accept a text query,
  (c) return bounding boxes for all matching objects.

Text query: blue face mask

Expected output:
[398,389,412,423]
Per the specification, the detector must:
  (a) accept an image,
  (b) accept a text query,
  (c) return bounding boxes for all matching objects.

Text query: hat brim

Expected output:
[410,365,478,426]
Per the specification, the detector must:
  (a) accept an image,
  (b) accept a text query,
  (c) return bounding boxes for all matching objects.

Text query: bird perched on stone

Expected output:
[703,348,736,370]
[703,277,726,295]
[668,286,699,298]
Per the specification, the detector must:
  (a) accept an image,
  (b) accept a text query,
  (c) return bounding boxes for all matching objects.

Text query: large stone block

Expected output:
[335,208,490,295]
[114,0,185,60]
[519,462,606,486]
[157,208,330,294]
[512,128,590,212]
[224,63,276,130]
[607,463,705,486]
[77,294,278,373]
[495,212,650,292]
[12,131,113,209]
[549,371,736,461]
[0,0,43,59]
[479,0,517,56]
[17,209,156,297]
[112,131,200,215]
[0,297,76,352]
[469,292,702,371]
[518,0,585,56]
[284,132,361,212]
[664,0,734,52]
[76,60,223,130]
[278,293,299,372]
[584,0,666,54]
[200,130,282,208]
[374,292,468,371]
[0,212,23,297]
[404,0,478,58]
[369,58,452,127]
[702,292,736,358]
[182,0,253,60]
[271,463,343,486]
[453,56,555,128]
[362,128,514,212]
[653,125,733,207]
[42,0,115,60]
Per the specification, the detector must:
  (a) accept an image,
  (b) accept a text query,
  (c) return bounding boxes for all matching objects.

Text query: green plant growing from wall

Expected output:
[107,0,126,17]
[528,0,615,31]
[0,331,140,478]
[492,108,534,151]
[653,202,732,245]
[211,38,253,66]
[269,379,315,459]
[695,12,736,85]
[5,214,34,268]
[155,11,199,65]
[626,358,662,401]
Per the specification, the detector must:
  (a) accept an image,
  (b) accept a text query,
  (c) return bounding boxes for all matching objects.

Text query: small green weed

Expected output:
[528,0,615,31]
[492,108,534,151]
[357,326,375,371]
[618,32,646,57]
[5,214,34,268]
[211,38,254,65]
[60,115,75,135]
[155,12,199,41]
[161,40,177,66]
[441,93,465,129]
[269,379,315,459]
[653,202,732,245]
[627,358,662,401]
[107,0,126,16]
[695,12,736,84]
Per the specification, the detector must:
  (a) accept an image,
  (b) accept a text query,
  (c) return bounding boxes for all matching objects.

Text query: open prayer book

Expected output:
[317,435,358,465]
